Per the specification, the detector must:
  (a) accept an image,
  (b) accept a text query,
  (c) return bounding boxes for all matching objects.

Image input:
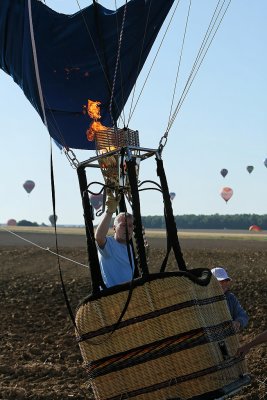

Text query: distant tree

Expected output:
[17,220,39,227]
[143,214,267,230]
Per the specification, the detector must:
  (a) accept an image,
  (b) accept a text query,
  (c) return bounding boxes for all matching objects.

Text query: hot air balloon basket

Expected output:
[95,127,140,188]
[75,270,249,400]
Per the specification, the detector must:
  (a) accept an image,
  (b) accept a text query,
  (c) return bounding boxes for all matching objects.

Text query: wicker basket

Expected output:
[75,270,248,400]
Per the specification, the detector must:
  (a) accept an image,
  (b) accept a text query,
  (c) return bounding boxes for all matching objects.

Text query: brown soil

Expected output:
[0,234,266,400]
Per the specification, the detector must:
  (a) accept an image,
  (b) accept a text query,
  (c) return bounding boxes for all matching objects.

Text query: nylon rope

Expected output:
[159,0,232,152]
[76,0,124,128]
[108,1,128,128]
[28,0,120,165]
[75,0,113,92]
[0,226,89,268]
[114,0,126,125]
[50,142,81,333]
[127,0,180,126]
[28,0,48,128]
[29,1,82,332]
[167,0,232,125]
[75,0,179,131]
[167,0,191,127]
[29,0,82,167]
[126,0,153,126]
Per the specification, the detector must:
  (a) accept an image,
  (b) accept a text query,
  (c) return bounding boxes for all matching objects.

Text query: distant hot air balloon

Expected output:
[170,192,176,201]
[7,219,17,226]
[220,187,233,203]
[90,194,104,210]
[246,165,254,174]
[264,158,267,168]
[249,225,262,232]
[220,168,228,178]
[23,180,35,194]
[49,214,58,227]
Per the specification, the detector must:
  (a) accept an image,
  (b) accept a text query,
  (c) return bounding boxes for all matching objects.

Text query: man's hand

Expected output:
[105,190,120,214]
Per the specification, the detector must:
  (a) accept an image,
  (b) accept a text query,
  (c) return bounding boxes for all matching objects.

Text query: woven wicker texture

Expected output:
[75,272,247,399]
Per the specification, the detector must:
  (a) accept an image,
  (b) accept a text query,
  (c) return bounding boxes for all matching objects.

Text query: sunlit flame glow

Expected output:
[85,100,109,142]
[87,100,101,120]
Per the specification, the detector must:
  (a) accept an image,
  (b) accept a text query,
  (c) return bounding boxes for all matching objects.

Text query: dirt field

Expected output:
[0,230,266,400]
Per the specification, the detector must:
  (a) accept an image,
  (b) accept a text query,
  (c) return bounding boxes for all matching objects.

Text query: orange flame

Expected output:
[85,100,109,142]
[87,100,101,120]
[86,121,109,141]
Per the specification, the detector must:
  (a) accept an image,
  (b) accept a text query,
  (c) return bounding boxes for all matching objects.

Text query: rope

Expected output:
[108,1,128,128]
[166,0,232,131]
[27,0,48,127]
[28,0,82,333]
[0,226,89,268]
[28,0,82,167]
[75,0,124,129]
[167,0,191,126]
[127,1,180,126]
[159,0,232,153]
[126,0,153,125]
[114,0,126,125]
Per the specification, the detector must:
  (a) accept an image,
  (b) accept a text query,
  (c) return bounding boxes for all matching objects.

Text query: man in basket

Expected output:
[95,190,135,288]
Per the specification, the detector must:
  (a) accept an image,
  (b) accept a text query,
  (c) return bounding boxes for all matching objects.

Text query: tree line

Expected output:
[15,214,267,230]
[142,214,267,230]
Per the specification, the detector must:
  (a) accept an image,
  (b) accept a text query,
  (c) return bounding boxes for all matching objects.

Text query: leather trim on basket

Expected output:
[77,295,228,342]
[84,321,235,378]
[78,268,212,305]
[101,357,241,400]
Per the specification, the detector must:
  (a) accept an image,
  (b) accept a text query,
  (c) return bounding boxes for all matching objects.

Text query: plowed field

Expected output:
[0,229,266,400]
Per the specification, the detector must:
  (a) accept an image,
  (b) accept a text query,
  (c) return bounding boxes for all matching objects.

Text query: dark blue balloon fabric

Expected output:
[0,0,174,149]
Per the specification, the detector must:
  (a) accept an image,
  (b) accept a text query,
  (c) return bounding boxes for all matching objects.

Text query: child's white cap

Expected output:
[211,267,231,281]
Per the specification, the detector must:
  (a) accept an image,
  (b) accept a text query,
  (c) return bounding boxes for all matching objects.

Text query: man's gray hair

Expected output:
[114,212,133,227]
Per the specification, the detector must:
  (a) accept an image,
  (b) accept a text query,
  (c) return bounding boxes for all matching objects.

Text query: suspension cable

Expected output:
[76,0,125,129]
[0,226,89,268]
[28,0,47,128]
[167,0,191,127]
[29,0,83,167]
[158,0,232,153]
[127,0,181,126]
[126,0,153,126]
[108,1,128,128]
[114,0,126,125]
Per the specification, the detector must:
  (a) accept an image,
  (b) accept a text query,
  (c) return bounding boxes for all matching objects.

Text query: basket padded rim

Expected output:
[77,268,212,306]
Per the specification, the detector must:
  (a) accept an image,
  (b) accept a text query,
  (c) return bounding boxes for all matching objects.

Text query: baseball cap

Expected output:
[211,267,231,281]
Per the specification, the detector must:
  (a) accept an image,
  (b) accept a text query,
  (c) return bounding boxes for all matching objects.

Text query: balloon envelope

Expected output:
[246,165,254,174]
[220,187,233,203]
[49,214,58,226]
[23,180,35,194]
[7,219,17,226]
[249,225,262,232]
[90,194,104,210]
[220,168,228,178]
[0,0,175,150]
[169,192,176,201]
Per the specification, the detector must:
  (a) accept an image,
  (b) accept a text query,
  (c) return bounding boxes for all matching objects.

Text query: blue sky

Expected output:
[1,1,266,226]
